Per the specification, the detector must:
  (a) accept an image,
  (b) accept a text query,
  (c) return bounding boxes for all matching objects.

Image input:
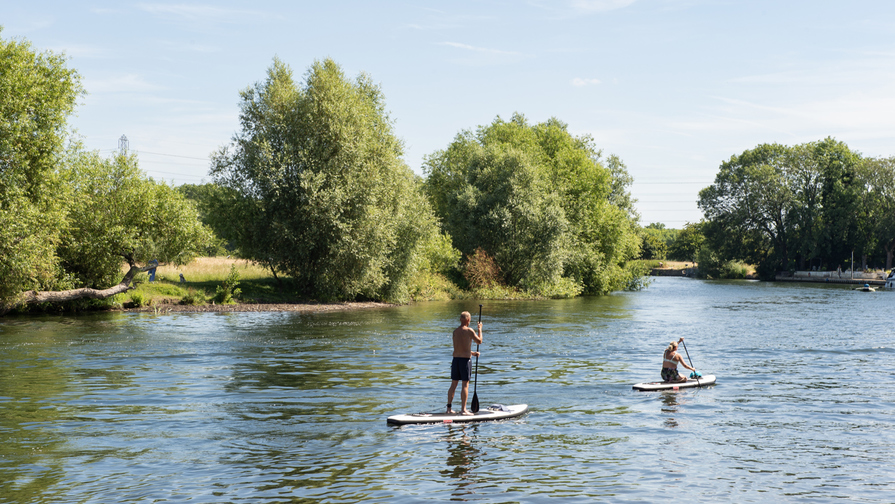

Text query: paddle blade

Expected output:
[471,392,479,413]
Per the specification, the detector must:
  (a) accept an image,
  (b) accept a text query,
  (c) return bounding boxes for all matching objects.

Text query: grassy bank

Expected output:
[124,257,285,307]
[124,256,563,309]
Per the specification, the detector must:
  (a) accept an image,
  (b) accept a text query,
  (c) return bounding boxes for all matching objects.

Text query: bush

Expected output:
[697,245,749,279]
[180,288,206,305]
[213,265,241,304]
[463,248,501,289]
[130,290,147,307]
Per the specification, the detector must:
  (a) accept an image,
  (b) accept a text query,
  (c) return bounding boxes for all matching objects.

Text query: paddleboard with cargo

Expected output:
[387,404,529,426]
[632,374,716,391]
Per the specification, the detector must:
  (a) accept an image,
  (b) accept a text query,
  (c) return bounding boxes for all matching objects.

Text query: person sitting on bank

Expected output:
[447,311,482,415]
[661,337,697,383]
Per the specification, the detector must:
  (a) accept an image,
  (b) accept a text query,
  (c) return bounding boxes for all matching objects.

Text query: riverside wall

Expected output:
[775,270,889,286]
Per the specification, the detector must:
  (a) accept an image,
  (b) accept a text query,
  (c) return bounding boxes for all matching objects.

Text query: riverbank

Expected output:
[124,300,396,314]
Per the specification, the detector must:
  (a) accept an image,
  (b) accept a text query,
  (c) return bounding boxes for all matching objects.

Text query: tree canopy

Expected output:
[0,30,83,302]
[0,31,210,311]
[698,139,895,276]
[424,114,642,296]
[210,58,442,302]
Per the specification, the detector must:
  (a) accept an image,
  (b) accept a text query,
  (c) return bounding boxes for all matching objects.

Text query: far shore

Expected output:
[123,300,397,314]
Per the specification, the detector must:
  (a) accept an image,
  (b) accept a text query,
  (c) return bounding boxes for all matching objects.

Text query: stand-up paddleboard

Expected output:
[632,375,716,391]
[387,404,529,426]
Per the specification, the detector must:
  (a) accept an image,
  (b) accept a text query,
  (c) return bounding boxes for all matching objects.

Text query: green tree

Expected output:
[815,138,863,267]
[0,29,82,302]
[59,150,212,289]
[639,232,667,260]
[697,144,792,272]
[10,149,213,309]
[424,114,642,296]
[0,29,211,311]
[176,182,235,255]
[211,58,441,302]
[857,156,895,269]
[697,138,872,277]
[667,222,706,263]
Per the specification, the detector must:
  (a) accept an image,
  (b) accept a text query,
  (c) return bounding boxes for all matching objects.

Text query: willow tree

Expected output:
[424,114,642,296]
[0,30,82,303]
[210,58,440,302]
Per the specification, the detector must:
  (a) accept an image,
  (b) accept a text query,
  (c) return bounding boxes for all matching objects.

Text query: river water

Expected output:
[1,277,893,503]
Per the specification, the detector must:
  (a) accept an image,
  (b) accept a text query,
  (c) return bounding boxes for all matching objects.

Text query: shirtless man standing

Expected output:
[447,311,483,415]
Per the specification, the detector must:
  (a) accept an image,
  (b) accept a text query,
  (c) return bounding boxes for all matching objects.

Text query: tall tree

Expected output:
[424,114,641,296]
[0,30,82,302]
[1,32,211,311]
[857,156,895,269]
[698,138,877,276]
[698,143,792,274]
[815,138,863,266]
[211,58,440,302]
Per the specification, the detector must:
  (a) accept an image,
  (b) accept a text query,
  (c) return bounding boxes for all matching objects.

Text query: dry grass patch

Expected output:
[155,257,269,283]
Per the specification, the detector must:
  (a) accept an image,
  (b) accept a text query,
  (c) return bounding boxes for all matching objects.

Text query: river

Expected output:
[1,277,893,503]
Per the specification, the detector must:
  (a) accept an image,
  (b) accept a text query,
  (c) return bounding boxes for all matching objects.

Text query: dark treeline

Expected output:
[697,139,895,279]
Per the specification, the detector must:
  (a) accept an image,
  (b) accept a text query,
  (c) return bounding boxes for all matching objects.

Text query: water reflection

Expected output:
[441,425,481,500]
[660,391,681,428]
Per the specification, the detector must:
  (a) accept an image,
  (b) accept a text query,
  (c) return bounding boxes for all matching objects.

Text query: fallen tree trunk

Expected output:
[11,258,155,309]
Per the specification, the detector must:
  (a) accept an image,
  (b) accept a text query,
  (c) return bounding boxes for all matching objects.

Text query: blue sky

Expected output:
[4,1,895,226]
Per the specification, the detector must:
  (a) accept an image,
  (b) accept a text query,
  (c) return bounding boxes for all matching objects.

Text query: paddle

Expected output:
[680,340,701,386]
[470,304,482,413]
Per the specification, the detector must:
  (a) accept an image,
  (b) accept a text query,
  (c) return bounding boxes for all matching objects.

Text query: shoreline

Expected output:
[123,300,397,314]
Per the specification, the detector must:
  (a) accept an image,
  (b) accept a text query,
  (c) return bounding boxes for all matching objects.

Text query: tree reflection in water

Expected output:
[441,424,481,499]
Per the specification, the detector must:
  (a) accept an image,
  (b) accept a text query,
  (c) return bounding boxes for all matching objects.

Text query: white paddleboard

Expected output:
[387,404,529,426]
[632,375,716,391]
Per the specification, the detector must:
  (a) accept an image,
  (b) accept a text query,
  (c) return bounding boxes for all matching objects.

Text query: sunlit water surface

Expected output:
[1,277,894,503]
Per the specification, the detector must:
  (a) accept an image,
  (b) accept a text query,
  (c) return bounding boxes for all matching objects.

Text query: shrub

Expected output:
[130,290,147,307]
[463,248,502,289]
[213,265,241,304]
[181,288,206,305]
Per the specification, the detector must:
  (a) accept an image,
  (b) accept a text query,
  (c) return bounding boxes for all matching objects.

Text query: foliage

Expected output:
[176,183,236,255]
[129,290,148,308]
[644,223,679,249]
[696,245,749,279]
[638,231,667,260]
[697,138,895,276]
[213,264,242,304]
[60,150,214,288]
[423,113,642,296]
[0,32,211,312]
[623,259,653,290]
[0,30,83,301]
[211,58,446,303]
[180,288,206,305]
[860,156,895,269]
[667,222,705,262]
[462,247,502,289]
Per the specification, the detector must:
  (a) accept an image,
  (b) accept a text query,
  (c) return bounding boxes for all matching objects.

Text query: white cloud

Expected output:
[572,77,601,86]
[136,3,274,24]
[570,0,638,13]
[441,42,523,56]
[83,74,165,94]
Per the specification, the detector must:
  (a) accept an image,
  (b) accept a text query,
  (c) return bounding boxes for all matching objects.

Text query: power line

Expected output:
[137,150,209,161]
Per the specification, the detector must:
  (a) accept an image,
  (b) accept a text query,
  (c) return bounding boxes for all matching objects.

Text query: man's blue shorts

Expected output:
[451,357,472,381]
